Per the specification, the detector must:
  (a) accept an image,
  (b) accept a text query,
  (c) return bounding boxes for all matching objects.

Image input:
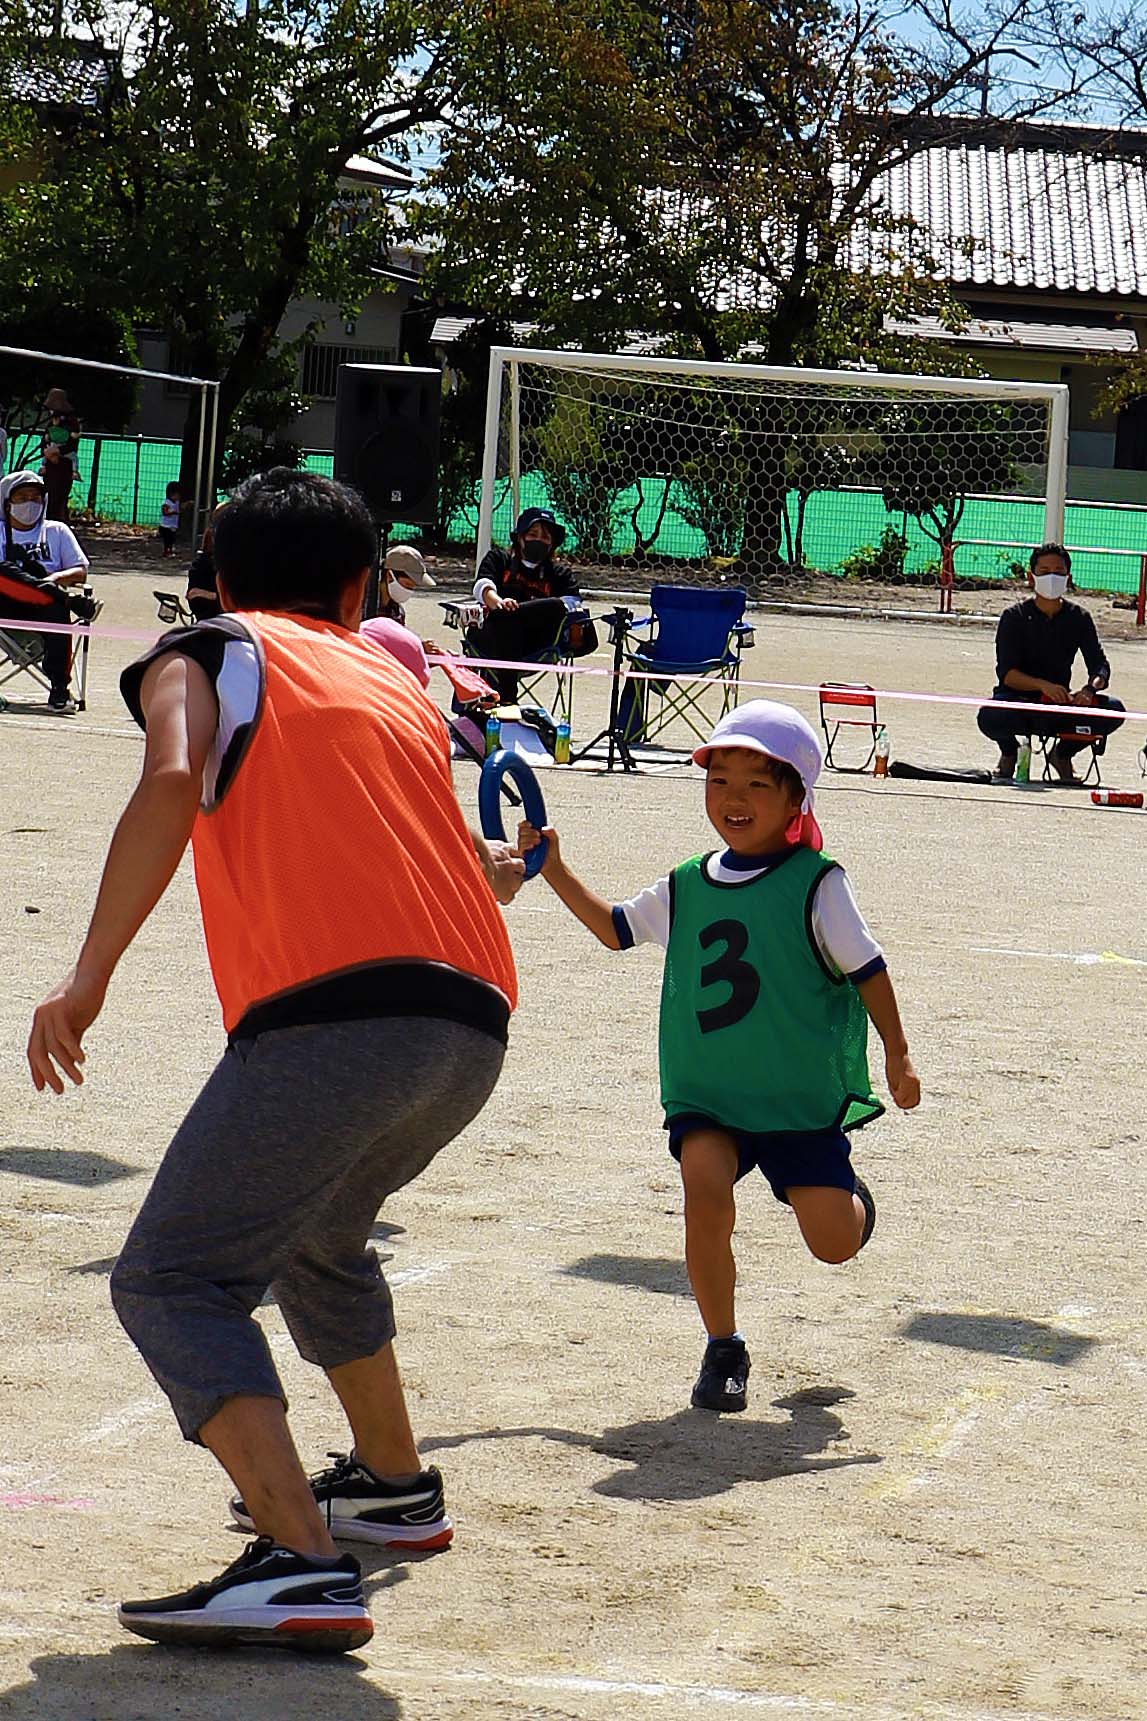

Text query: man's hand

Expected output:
[472,834,526,904]
[28,969,108,1093]
[1040,681,1071,706]
[1071,685,1098,707]
[885,1049,920,1111]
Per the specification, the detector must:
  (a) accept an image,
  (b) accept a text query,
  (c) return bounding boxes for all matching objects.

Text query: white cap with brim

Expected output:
[692,699,823,814]
[384,544,436,589]
[0,469,47,512]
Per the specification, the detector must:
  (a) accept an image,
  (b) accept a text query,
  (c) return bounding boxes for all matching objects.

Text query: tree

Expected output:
[423,0,1067,578]
[0,0,575,498]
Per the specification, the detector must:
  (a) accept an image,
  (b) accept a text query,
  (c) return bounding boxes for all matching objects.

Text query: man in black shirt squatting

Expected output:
[977,543,1125,783]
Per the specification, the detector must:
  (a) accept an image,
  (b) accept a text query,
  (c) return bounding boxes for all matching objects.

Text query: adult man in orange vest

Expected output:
[28,469,524,1654]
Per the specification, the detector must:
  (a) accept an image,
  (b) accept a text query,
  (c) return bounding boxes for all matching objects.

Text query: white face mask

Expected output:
[1033,572,1069,600]
[9,500,44,529]
[385,578,411,609]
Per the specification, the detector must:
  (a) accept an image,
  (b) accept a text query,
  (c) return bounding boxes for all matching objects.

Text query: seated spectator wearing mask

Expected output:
[977,543,1125,782]
[469,507,580,703]
[379,544,436,624]
[0,469,97,711]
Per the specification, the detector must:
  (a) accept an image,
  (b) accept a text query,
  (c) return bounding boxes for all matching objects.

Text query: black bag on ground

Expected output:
[888,759,993,784]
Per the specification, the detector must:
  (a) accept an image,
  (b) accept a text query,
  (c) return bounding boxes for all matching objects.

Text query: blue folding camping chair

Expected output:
[615,584,753,747]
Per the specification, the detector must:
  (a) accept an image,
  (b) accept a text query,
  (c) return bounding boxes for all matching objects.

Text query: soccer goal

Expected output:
[477,347,1069,594]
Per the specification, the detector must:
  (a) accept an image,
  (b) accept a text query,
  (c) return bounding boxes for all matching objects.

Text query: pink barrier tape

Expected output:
[0,619,1137,727]
[456,654,1141,727]
[0,615,158,641]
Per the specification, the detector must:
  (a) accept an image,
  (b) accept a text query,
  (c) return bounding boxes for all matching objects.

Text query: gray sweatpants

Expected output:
[110,1018,504,1440]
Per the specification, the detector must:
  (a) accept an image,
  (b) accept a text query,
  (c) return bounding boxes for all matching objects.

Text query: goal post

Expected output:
[477,346,1070,591]
[0,344,221,546]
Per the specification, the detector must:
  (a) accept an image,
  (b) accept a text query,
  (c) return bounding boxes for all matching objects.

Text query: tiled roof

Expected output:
[11,51,108,111]
[858,138,1147,298]
[884,312,1138,354]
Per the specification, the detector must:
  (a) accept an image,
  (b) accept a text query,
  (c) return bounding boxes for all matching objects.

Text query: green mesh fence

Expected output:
[6,434,1141,594]
[475,473,1147,596]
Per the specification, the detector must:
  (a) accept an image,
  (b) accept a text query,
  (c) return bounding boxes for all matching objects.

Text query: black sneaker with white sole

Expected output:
[231,1452,453,1550]
[691,1336,751,1413]
[117,1535,371,1653]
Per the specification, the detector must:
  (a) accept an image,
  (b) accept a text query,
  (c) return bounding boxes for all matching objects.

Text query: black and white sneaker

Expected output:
[117,1536,371,1652]
[854,1175,877,1249]
[230,1453,453,1550]
[691,1337,751,1413]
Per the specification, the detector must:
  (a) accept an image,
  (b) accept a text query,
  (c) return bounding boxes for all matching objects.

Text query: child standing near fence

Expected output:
[158,481,183,556]
[518,700,920,1414]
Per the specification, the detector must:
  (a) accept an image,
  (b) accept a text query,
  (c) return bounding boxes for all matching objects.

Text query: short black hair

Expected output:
[1029,542,1071,574]
[213,468,378,616]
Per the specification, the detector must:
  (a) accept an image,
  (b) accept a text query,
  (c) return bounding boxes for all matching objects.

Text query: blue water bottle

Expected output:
[485,711,501,757]
[555,719,571,765]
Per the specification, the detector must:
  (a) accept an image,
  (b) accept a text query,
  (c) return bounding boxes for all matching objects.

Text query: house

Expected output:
[130,156,427,450]
[862,116,1147,504]
[431,117,1147,507]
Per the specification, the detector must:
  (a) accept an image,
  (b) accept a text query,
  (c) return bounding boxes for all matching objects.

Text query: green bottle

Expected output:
[1016,741,1031,784]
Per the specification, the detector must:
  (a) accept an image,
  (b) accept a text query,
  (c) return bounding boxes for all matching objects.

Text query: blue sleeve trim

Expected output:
[848,955,887,985]
[612,905,634,950]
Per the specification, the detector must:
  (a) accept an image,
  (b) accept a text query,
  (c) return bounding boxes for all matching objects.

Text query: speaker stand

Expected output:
[362,522,390,620]
[570,607,637,774]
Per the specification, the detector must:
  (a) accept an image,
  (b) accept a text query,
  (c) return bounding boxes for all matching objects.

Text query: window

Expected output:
[301,344,396,401]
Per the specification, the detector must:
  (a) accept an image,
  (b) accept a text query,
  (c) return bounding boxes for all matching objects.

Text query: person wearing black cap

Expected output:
[469,507,581,702]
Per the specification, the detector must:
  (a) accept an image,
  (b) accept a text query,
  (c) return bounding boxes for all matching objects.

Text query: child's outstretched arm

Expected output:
[517,822,620,949]
[856,970,920,1110]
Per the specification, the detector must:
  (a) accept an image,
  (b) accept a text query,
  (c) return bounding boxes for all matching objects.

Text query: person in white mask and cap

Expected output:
[517,698,920,1416]
[0,468,96,710]
[977,542,1125,782]
[377,543,436,625]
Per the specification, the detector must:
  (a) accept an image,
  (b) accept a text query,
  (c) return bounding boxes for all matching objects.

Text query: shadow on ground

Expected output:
[0,1644,398,1719]
[0,1146,137,1186]
[559,1253,692,1298]
[901,1310,1098,1367]
[423,1386,880,1502]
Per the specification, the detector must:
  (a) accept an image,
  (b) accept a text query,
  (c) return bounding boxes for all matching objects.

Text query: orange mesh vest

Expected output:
[191,610,517,1033]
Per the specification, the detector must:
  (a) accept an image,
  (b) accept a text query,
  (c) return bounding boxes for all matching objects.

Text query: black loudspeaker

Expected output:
[333,364,441,524]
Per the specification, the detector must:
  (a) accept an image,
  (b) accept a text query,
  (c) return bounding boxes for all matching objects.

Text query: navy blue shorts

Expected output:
[666,1112,856,1205]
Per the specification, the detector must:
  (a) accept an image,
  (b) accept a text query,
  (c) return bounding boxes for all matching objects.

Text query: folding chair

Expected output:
[819,683,879,772]
[0,595,95,712]
[438,597,591,726]
[154,589,194,626]
[615,584,753,747]
[1034,730,1103,786]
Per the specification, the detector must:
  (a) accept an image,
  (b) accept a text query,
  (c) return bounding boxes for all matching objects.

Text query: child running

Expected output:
[519,700,919,1414]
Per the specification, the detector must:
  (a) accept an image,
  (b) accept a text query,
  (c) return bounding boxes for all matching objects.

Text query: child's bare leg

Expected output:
[679,1130,740,1335]
[787,1184,866,1264]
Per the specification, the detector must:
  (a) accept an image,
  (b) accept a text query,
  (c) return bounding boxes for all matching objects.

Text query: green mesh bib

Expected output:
[659,849,883,1136]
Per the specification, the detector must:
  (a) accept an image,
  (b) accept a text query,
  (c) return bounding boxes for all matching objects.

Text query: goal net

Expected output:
[477,348,1069,592]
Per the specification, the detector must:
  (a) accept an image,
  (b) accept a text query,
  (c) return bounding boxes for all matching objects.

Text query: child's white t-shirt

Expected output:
[160,499,181,531]
[614,849,885,982]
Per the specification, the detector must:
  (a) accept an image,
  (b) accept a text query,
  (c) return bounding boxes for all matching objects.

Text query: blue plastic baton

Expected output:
[478,748,549,879]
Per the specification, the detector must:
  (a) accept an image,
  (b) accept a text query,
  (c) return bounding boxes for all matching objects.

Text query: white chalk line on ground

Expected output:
[973,944,1147,967]
[370,1663,1070,1721]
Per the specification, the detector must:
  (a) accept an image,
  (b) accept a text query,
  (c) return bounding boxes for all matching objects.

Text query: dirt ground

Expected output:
[3,557,1147,1721]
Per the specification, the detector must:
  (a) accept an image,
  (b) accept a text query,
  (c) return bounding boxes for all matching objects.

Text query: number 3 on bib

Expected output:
[696,919,761,1033]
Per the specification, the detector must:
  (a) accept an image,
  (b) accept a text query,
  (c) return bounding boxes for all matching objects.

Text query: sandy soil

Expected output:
[2,565,1147,1720]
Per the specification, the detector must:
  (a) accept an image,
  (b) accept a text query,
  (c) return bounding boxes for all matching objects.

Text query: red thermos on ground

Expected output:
[1091,791,1144,808]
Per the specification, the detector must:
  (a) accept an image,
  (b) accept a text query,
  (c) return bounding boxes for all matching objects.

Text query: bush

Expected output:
[839,525,908,582]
